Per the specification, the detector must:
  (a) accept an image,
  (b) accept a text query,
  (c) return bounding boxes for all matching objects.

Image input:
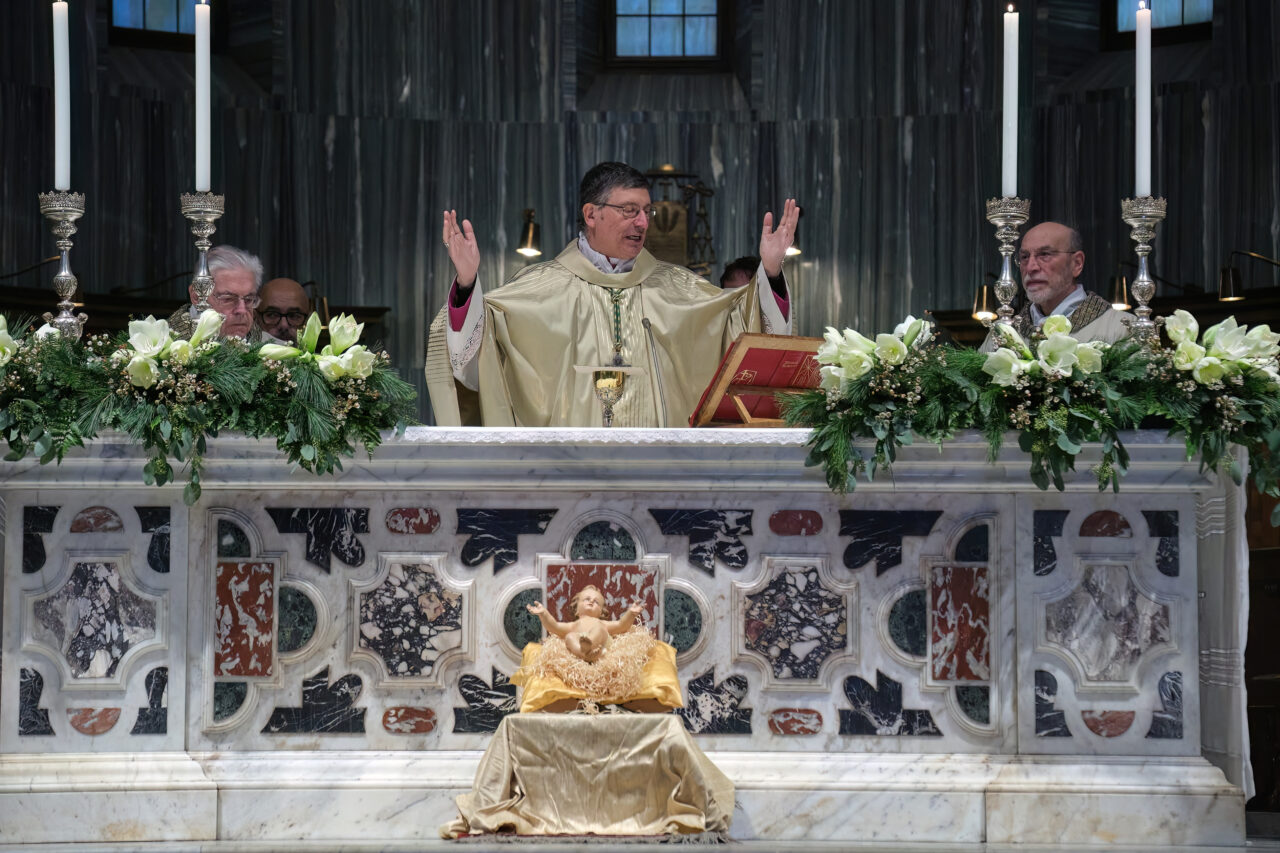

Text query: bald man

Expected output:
[257,278,311,343]
[980,221,1130,351]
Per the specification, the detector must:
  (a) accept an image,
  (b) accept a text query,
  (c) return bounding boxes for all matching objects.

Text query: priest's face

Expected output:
[1018,222,1084,314]
[192,267,258,339]
[582,187,653,261]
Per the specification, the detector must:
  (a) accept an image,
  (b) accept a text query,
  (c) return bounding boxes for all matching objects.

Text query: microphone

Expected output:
[641,318,669,428]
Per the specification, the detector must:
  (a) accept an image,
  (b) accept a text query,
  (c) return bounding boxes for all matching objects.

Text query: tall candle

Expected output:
[52,0,70,191]
[1135,1,1152,197]
[195,0,211,192]
[1001,5,1019,198]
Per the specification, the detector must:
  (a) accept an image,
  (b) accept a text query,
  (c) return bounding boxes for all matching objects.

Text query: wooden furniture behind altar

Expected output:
[0,428,1249,845]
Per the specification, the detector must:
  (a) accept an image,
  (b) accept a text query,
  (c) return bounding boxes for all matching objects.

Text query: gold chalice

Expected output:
[592,369,627,427]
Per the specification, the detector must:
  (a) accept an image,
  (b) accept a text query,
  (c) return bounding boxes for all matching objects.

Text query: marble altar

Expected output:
[0,428,1249,845]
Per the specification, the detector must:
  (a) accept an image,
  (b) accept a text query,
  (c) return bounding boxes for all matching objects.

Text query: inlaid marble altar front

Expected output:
[0,428,1248,845]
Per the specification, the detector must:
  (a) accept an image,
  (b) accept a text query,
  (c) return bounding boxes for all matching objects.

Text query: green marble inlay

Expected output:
[888,589,927,657]
[213,682,247,721]
[505,588,544,650]
[956,685,990,725]
[217,520,250,558]
[569,520,636,561]
[278,586,317,653]
[662,589,701,653]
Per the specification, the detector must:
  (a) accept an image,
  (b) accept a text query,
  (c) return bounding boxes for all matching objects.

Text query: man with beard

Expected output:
[426,161,798,427]
[981,221,1130,351]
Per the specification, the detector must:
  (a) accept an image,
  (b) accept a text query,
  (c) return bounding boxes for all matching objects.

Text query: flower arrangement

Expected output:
[0,311,416,504]
[782,312,1280,525]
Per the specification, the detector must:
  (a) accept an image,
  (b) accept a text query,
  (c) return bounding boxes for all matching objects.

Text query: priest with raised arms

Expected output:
[426,162,798,427]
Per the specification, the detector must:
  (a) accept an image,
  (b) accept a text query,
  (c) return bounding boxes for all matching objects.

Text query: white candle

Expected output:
[1001,5,1018,199]
[52,0,70,191]
[195,0,211,192]
[1135,1,1152,197]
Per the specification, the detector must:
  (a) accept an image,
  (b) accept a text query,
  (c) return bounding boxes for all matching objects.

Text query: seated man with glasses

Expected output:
[257,277,311,344]
[427,161,798,427]
[168,244,264,341]
[980,221,1131,351]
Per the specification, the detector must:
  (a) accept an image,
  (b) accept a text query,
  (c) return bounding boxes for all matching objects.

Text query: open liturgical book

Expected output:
[689,333,824,427]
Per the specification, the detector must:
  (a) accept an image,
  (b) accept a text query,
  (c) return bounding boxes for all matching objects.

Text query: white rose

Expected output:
[874,333,908,365]
[126,355,160,388]
[127,316,172,358]
[1165,309,1199,345]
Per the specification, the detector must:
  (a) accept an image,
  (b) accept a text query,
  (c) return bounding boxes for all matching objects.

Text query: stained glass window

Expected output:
[112,0,196,35]
[615,0,719,59]
[1116,0,1212,32]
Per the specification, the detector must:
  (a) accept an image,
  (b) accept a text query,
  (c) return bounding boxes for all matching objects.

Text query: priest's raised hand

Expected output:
[442,209,480,292]
[758,197,799,279]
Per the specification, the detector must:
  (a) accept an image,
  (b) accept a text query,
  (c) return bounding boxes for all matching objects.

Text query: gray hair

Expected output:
[207,245,264,289]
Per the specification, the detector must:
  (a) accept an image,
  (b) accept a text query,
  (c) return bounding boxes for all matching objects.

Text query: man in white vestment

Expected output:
[425,162,798,427]
[168,245,264,341]
[980,221,1131,351]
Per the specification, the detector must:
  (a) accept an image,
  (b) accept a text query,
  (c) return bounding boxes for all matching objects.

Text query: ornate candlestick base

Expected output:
[1120,196,1168,345]
[180,191,225,316]
[38,190,88,340]
[984,197,1031,326]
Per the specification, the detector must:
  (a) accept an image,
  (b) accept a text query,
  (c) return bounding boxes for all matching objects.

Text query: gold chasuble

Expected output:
[427,243,767,427]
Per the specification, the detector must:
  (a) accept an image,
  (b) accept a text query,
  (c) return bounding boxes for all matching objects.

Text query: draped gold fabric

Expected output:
[426,243,765,427]
[440,715,734,838]
[512,640,683,713]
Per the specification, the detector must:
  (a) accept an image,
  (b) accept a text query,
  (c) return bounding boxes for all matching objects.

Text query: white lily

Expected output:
[0,328,16,367]
[993,323,1033,359]
[126,354,160,388]
[1192,356,1229,385]
[1165,309,1199,345]
[1205,317,1251,362]
[315,354,346,382]
[1037,333,1079,375]
[1172,341,1206,371]
[190,309,224,347]
[982,347,1033,386]
[1244,324,1280,361]
[166,339,193,365]
[816,327,844,365]
[127,316,172,358]
[819,363,845,391]
[34,323,59,339]
[341,345,375,379]
[1040,315,1073,337]
[1075,343,1104,374]
[839,348,875,380]
[259,343,302,360]
[327,313,364,356]
[874,333,908,365]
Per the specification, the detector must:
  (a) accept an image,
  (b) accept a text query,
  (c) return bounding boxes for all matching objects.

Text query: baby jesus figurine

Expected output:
[526,585,642,663]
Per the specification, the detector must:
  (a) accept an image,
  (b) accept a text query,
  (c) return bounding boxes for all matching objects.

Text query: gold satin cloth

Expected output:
[426,243,766,427]
[439,714,734,838]
[511,640,683,713]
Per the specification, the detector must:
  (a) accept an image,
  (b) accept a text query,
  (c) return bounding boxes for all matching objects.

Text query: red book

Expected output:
[689,333,824,427]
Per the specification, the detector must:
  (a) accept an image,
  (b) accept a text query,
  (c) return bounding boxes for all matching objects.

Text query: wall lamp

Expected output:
[517,209,542,258]
[1219,250,1280,302]
[972,272,997,322]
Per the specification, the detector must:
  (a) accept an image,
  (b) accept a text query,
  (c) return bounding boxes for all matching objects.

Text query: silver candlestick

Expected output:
[180,191,225,313]
[1120,196,1167,346]
[38,190,88,340]
[984,197,1031,326]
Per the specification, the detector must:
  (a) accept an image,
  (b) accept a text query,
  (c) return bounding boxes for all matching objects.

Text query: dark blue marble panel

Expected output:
[266,508,370,572]
[838,511,941,574]
[839,671,942,736]
[956,685,991,726]
[135,507,171,574]
[130,666,168,735]
[18,668,54,735]
[456,509,557,573]
[32,561,156,678]
[262,667,366,734]
[22,505,59,574]
[217,520,251,558]
[1035,670,1072,737]
[954,524,989,563]
[504,589,544,650]
[663,588,702,654]
[214,682,248,722]
[888,589,927,657]
[743,567,846,679]
[570,520,637,561]
[1033,510,1070,576]
[649,509,752,575]
[1142,510,1180,578]
[358,563,463,678]
[452,668,517,733]
[678,670,751,734]
[1146,671,1184,739]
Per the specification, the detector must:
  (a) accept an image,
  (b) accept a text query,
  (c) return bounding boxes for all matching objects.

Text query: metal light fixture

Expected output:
[1109,270,1131,310]
[972,276,997,322]
[517,209,541,258]
[1219,250,1280,302]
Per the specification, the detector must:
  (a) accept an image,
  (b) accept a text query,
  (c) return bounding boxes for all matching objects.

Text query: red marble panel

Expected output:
[769,510,823,536]
[385,508,441,535]
[768,708,823,735]
[1081,710,1135,737]
[69,506,124,533]
[67,707,120,735]
[1079,510,1132,537]
[215,561,275,678]
[382,707,437,734]
[545,563,659,627]
[930,565,990,681]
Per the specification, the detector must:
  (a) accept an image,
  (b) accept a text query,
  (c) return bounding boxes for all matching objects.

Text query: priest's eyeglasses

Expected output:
[258,308,309,327]
[1015,249,1074,269]
[210,293,261,310]
[597,202,658,221]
